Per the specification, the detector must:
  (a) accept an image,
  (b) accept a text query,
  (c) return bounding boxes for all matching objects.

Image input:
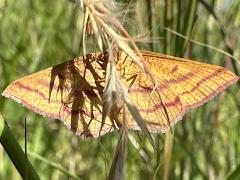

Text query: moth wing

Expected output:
[2,53,115,138]
[2,51,239,137]
[119,51,239,132]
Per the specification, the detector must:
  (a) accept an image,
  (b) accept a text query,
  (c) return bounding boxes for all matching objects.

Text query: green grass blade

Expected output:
[179,0,197,56]
[0,113,40,180]
[28,152,81,180]
[165,27,240,62]
[225,163,240,180]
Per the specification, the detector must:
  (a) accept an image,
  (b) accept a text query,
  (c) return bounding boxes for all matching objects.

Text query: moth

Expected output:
[2,51,239,138]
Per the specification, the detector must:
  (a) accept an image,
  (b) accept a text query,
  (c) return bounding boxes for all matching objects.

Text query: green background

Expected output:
[0,0,239,179]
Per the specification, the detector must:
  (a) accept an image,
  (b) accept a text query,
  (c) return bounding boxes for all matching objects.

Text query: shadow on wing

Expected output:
[48,53,109,137]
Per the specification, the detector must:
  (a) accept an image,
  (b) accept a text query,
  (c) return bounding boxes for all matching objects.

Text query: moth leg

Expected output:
[100,104,123,136]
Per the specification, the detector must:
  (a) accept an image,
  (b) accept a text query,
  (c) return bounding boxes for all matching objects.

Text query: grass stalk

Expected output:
[179,0,197,56]
[0,113,40,180]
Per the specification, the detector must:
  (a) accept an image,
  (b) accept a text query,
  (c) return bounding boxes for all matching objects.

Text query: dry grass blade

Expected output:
[82,7,89,57]
[101,50,156,149]
[79,0,157,169]
[128,134,149,162]
[101,50,123,133]
[108,106,128,180]
[124,95,156,150]
[79,0,156,86]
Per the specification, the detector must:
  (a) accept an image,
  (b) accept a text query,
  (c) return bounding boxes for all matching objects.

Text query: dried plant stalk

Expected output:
[79,0,156,147]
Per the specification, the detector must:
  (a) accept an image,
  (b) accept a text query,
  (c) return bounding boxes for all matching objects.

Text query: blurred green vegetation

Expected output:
[0,0,240,179]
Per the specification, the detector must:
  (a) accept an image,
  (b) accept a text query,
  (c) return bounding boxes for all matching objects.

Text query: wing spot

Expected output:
[171,65,178,73]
